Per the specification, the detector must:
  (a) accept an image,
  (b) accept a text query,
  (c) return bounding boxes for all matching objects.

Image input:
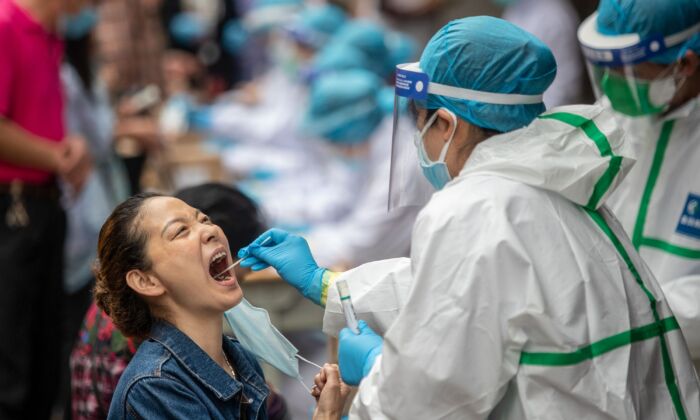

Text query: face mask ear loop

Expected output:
[671,62,689,94]
[296,353,323,369]
[437,109,458,162]
[296,376,311,393]
[419,111,440,138]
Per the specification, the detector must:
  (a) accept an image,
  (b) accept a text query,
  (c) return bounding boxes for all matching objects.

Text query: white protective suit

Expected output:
[211,69,306,148]
[306,118,424,268]
[322,104,700,419]
[607,97,700,366]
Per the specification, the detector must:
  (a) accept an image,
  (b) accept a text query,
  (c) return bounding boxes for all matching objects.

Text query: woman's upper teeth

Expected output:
[213,251,226,262]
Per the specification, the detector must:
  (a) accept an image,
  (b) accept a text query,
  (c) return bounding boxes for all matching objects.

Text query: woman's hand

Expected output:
[312,364,351,420]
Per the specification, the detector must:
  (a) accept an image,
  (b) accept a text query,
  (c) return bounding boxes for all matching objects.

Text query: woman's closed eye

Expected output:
[173,225,188,239]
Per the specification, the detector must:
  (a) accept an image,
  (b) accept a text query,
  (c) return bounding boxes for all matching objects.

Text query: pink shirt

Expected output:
[0,0,64,183]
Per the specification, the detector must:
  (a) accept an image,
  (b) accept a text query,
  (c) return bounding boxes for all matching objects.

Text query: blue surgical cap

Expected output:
[308,45,373,81]
[287,5,346,49]
[597,0,700,64]
[419,16,556,132]
[302,70,386,144]
[253,0,302,8]
[329,21,391,78]
[385,31,417,75]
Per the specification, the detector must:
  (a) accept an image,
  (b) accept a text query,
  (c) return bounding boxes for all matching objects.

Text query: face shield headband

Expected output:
[578,12,700,68]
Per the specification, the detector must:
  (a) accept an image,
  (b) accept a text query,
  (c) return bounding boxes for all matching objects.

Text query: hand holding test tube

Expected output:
[336,280,360,334]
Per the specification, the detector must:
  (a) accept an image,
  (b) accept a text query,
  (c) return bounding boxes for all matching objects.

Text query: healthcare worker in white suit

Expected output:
[578,0,700,371]
[239,17,700,419]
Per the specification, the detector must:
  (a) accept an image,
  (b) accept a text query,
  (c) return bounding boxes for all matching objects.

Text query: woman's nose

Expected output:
[201,224,219,243]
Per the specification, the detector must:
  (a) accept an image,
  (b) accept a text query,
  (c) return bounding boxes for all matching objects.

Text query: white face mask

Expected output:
[647,72,681,108]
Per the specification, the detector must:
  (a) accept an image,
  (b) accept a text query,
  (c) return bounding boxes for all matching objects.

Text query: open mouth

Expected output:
[209,250,232,282]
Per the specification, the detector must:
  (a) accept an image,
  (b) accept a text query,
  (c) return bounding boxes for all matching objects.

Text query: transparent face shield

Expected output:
[578,13,700,117]
[388,63,545,211]
[388,93,434,210]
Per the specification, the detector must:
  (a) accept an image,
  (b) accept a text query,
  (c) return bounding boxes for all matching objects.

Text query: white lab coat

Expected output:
[213,69,368,226]
[503,0,584,107]
[607,97,700,366]
[323,104,700,419]
[211,69,307,147]
[306,118,423,268]
[252,142,371,226]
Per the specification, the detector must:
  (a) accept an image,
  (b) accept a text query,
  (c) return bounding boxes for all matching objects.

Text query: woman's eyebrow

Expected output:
[160,210,200,237]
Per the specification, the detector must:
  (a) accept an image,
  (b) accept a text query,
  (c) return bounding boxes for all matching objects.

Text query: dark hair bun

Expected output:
[93,193,162,339]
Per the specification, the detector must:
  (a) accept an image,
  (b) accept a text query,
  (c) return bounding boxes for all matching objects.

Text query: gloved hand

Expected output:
[338,321,383,386]
[187,106,213,131]
[238,229,327,304]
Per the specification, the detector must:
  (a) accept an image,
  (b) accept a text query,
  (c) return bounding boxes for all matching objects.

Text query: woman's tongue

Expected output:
[209,257,229,281]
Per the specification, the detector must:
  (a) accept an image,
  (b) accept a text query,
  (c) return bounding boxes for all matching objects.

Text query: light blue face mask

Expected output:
[224,298,320,390]
[414,108,457,190]
[60,7,98,40]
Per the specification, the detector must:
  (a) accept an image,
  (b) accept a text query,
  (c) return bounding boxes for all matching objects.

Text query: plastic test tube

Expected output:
[336,280,360,334]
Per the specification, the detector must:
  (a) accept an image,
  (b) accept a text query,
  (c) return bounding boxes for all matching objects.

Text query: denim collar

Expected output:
[149,321,267,401]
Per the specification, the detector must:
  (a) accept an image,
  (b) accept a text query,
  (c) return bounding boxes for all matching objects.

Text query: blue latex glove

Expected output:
[338,321,383,386]
[238,229,326,304]
[187,106,213,131]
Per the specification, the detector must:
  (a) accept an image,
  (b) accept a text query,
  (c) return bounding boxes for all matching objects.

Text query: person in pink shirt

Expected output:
[0,0,93,418]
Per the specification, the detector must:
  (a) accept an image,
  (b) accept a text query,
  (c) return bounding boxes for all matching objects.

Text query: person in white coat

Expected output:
[498,0,585,107]
[239,17,700,419]
[577,0,700,370]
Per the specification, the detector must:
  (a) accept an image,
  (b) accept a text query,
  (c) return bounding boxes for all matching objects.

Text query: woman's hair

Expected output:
[94,192,163,339]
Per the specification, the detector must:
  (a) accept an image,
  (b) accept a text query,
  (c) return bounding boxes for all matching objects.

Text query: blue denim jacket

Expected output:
[108,321,269,419]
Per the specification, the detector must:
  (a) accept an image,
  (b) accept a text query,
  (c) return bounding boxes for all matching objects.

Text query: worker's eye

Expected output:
[200,215,212,225]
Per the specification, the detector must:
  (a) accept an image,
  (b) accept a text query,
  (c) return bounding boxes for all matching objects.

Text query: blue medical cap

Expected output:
[329,21,391,77]
[419,16,556,132]
[253,0,302,8]
[385,31,417,75]
[308,45,373,81]
[302,70,386,144]
[287,5,347,49]
[597,0,700,64]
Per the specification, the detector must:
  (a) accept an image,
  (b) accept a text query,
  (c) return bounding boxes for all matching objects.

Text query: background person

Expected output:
[0,0,93,417]
[578,0,700,372]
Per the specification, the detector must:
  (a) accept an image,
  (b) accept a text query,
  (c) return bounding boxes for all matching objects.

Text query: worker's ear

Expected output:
[126,270,166,298]
[434,108,457,142]
[679,50,700,77]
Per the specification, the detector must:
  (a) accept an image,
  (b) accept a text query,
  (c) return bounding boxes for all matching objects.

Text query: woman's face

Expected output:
[138,196,243,316]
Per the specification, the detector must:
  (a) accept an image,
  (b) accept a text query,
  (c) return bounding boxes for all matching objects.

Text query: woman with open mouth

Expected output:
[95,192,348,419]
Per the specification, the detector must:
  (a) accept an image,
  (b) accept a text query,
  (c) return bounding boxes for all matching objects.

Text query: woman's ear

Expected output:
[126,270,165,298]
[679,50,700,77]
